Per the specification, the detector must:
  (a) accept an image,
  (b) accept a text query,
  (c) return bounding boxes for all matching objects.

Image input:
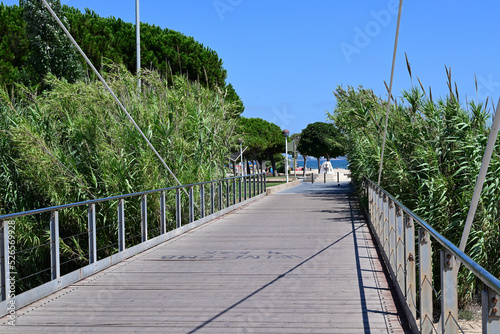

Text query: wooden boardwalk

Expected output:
[1,182,410,333]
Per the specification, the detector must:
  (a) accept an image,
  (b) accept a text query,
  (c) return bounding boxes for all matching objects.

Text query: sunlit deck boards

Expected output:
[1,182,410,333]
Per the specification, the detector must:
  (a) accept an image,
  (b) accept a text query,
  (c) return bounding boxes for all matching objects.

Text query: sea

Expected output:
[295,157,349,170]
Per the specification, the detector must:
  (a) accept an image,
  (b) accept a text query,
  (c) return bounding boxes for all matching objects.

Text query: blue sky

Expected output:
[4,1,500,134]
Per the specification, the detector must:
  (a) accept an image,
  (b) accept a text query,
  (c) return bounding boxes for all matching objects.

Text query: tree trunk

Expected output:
[302,155,307,176]
[270,154,278,177]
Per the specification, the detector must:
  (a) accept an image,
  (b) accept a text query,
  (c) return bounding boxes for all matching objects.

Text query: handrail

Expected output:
[0,174,260,221]
[0,173,267,317]
[364,178,500,334]
[365,178,500,295]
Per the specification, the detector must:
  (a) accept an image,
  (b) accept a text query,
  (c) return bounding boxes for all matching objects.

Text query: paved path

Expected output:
[1,181,410,333]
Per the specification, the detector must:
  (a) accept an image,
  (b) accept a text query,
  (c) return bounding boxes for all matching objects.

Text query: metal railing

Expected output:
[0,173,266,316]
[365,178,500,334]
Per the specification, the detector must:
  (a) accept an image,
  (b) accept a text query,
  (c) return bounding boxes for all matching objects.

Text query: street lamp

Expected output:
[282,129,289,183]
[238,138,243,176]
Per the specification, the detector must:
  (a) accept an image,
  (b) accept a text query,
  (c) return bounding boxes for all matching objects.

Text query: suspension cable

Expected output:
[378,0,404,185]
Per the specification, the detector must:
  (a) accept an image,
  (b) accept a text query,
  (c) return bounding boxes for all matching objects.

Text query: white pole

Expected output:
[459,97,500,253]
[240,143,243,176]
[136,0,141,90]
[285,137,289,183]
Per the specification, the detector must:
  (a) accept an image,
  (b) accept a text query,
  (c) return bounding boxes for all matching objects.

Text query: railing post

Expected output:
[88,204,97,264]
[1,220,10,301]
[238,177,242,203]
[232,178,236,205]
[419,228,433,334]
[253,174,256,197]
[176,188,181,228]
[441,250,458,334]
[160,191,166,234]
[405,216,416,321]
[243,176,247,200]
[210,183,215,214]
[141,195,148,242]
[189,186,194,223]
[218,182,222,211]
[368,184,374,225]
[200,185,205,218]
[375,188,381,237]
[118,199,125,252]
[383,194,389,257]
[396,207,405,293]
[389,199,396,272]
[50,211,60,281]
[482,286,500,333]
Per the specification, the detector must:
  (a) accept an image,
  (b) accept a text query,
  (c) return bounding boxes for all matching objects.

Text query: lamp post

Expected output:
[136,0,140,90]
[282,129,289,183]
[238,138,243,176]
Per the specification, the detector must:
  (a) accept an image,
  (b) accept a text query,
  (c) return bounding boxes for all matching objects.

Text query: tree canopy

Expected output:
[0,2,243,114]
[237,117,284,174]
[297,122,344,160]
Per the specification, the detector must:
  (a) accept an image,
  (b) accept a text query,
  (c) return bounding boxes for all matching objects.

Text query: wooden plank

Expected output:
[0,183,410,333]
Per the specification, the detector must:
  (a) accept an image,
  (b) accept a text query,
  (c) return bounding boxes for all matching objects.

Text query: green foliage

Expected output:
[0,3,29,86]
[0,2,238,100]
[237,117,284,160]
[20,0,83,85]
[0,66,237,291]
[330,84,500,305]
[297,121,344,160]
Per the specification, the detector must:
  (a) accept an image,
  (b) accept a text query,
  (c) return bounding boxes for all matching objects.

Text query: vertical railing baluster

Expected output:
[244,176,247,200]
[419,228,433,334]
[210,183,215,215]
[482,286,500,333]
[253,174,256,197]
[189,186,194,223]
[441,250,458,334]
[226,180,230,208]
[405,216,416,321]
[88,204,97,264]
[396,207,405,293]
[389,199,396,272]
[160,191,166,234]
[218,182,222,211]
[377,189,383,238]
[383,195,389,257]
[50,210,60,280]
[141,195,148,242]
[176,188,181,228]
[232,178,236,205]
[238,177,242,203]
[200,185,205,218]
[118,199,125,252]
[1,220,10,301]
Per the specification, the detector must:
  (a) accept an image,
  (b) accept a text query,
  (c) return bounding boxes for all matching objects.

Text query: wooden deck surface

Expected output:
[1,182,410,333]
